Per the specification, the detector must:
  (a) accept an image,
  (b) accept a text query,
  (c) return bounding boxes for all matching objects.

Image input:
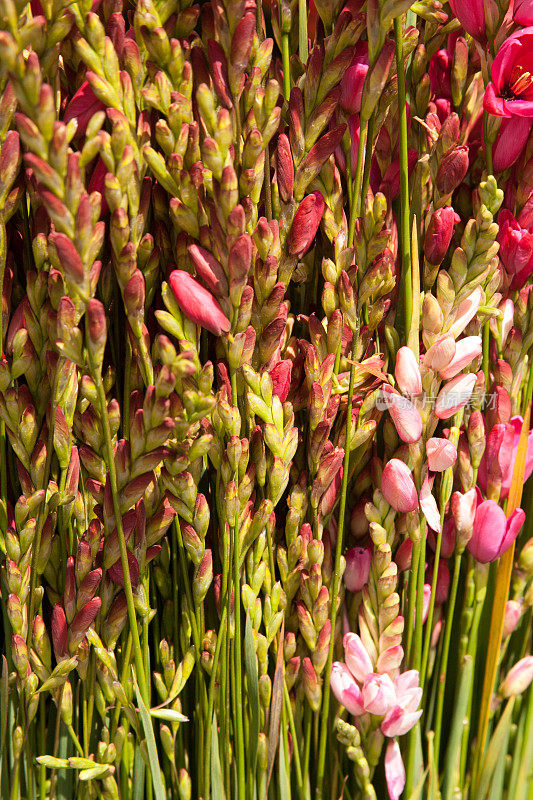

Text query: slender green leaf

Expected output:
[442,655,474,800]
[211,711,226,800]
[265,620,285,799]
[0,656,8,794]
[475,698,516,800]
[132,669,166,800]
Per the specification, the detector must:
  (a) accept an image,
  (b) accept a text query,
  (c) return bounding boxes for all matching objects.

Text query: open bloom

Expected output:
[362,673,396,715]
[467,500,525,563]
[331,662,365,715]
[381,671,423,737]
[484,27,533,118]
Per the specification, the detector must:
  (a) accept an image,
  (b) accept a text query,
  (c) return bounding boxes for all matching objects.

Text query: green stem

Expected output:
[483,111,494,176]
[405,536,421,667]
[433,552,462,763]
[298,0,308,64]
[315,337,358,799]
[420,511,445,688]
[394,16,412,342]
[348,121,368,246]
[281,15,291,101]
[283,680,305,798]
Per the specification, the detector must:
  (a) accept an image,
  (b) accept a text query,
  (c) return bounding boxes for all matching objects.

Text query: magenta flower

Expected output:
[497,210,533,288]
[63,81,105,137]
[169,270,231,336]
[484,28,533,118]
[340,42,369,116]
[429,49,452,100]
[515,0,533,26]
[478,416,533,499]
[448,0,486,41]
[492,117,533,172]
[344,546,372,592]
[467,500,525,563]
[424,206,460,267]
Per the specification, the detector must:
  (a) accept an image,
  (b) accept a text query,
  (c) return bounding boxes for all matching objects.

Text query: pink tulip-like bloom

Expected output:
[169,270,231,336]
[438,336,482,380]
[434,373,477,419]
[381,459,419,513]
[362,672,396,715]
[380,386,423,444]
[478,416,533,499]
[426,437,457,472]
[501,656,533,697]
[484,28,533,118]
[497,210,533,288]
[381,671,423,737]
[467,500,525,563]
[330,662,365,715]
[395,346,422,396]
[515,0,533,25]
[492,116,533,172]
[385,740,405,800]
[343,632,374,682]
[449,0,486,41]
[340,42,369,115]
[344,546,372,592]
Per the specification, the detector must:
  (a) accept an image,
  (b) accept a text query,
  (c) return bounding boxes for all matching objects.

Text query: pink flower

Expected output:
[340,42,369,115]
[63,81,105,137]
[343,632,374,682]
[420,475,441,533]
[478,416,533,499]
[449,0,486,41]
[484,27,533,118]
[385,740,405,800]
[362,672,396,715]
[503,600,522,639]
[424,332,456,373]
[381,459,419,513]
[501,656,533,697]
[429,49,452,99]
[395,347,422,397]
[331,662,365,715]
[435,373,477,419]
[438,336,482,380]
[451,488,477,549]
[467,500,525,563]
[497,210,533,288]
[380,385,423,444]
[344,546,372,592]
[448,287,483,338]
[492,117,533,172]
[515,0,533,25]
[381,671,423,737]
[168,270,231,336]
[426,437,457,472]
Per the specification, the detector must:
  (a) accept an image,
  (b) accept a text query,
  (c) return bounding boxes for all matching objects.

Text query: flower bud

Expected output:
[381,459,419,513]
[395,347,422,397]
[501,656,533,697]
[436,146,469,195]
[287,192,325,256]
[424,207,459,266]
[169,270,230,336]
[344,547,372,592]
